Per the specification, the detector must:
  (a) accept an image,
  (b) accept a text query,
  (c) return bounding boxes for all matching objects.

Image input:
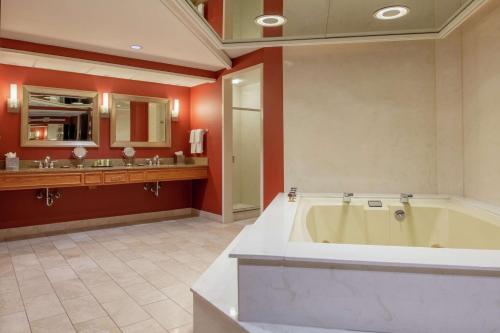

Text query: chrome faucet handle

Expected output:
[33,160,43,169]
[343,192,354,203]
[288,187,298,202]
[400,193,414,203]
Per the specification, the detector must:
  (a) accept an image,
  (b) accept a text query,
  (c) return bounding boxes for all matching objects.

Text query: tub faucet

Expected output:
[288,187,298,202]
[343,192,354,203]
[400,193,413,203]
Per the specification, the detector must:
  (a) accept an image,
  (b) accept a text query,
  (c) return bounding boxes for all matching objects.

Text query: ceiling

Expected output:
[0,49,215,87]
[204,0,478,42]
[0,0,230,71]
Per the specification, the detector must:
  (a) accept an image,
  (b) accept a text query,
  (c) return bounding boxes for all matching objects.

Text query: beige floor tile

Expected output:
[67,256,98,272]
[74,316,121,332]
[0,311,31,333]
[38,254,68,269]
[11,253,39,270]
[19,276,54,299]
[142,270,179,289]
[24,292,65,322]
[125,258,161,274]
[0,276,18,294]
[0,260,14,278]
[15,266,46,285]
[143,299,191,330]
[0,216,246,333]
[62,295,107,324]
[0,290,24,316]
[161,283,193,313]
[101,297,150,327]
[53,279,90,301]
[87,281,128,304]
[123,282,167,305]
[169,323,193,333]
[46,265,78,283]
[122,318,167,333]
[31,313,76,333]
[77,267,112,287]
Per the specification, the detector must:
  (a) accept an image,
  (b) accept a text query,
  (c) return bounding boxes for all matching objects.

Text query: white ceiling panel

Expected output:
[0,50,215,87]
[0,0,230,71]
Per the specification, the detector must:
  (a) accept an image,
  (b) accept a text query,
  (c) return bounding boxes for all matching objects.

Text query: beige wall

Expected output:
[435,31,464,195]
[461,1,500,205]
[284,40,437,194]
[284,0,500,203]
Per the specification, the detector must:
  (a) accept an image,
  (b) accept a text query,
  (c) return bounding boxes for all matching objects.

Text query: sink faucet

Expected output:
[34,156,57,169]
[343,192,354,203]
[400,193,413,203]
[152,155,161,166]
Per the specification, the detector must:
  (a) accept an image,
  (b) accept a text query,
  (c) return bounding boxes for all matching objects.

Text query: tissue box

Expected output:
[5,157,19,171]
[174,155,185,164]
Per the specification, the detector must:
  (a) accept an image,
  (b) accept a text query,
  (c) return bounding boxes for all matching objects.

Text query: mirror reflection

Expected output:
[111,94,171,148]
[189,0,475,42]
[21,86,99,147]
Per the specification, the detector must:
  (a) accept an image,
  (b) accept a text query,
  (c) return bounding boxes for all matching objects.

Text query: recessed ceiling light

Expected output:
[373,6,410,20]
[130,44,143,50]
[232,78,243,85]
[254,14,287,27]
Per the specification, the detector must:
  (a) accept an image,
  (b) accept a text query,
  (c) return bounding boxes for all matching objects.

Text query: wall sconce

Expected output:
[7,83,20,113]
[100,92,110,118]
[171,99,180,121]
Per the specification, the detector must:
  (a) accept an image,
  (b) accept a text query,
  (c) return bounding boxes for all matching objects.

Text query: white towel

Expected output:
[190,129,205,154]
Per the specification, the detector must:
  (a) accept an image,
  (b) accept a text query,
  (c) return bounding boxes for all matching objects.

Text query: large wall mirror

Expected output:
[110,94,171,148]
[21,86,100,147]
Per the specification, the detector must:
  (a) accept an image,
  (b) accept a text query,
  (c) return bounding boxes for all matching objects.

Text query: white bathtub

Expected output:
[230,193,500,333]
[291,196,500,250]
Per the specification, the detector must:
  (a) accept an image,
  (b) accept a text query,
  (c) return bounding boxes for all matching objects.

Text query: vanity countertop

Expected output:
[0,157,208,174]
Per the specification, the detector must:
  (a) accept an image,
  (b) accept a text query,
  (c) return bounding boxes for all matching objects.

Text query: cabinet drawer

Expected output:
[145,167,208,182]
[84,172,102,185]
[128,171,145,183]
[103,171,128,184]
[0,172,82,190]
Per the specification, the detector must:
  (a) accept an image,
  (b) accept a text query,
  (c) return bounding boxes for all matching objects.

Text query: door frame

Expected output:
[221,64,264,223]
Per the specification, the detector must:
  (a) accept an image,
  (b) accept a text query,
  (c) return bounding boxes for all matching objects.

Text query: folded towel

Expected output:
[189,129,196,144]
[190,129,205,154]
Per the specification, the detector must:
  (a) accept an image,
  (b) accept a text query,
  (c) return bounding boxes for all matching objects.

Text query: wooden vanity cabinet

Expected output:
[0,166,208,191]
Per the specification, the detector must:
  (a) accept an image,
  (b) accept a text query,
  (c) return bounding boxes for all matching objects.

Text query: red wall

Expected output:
[0,64,193,228]
[190,48,284,215]
[206,0,224,37]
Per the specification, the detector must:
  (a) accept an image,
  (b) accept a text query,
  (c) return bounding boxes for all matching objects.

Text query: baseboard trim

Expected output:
[0,208,193,241]
[192,209,223,223]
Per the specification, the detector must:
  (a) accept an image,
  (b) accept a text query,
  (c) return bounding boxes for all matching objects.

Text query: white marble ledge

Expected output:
[229,193,500,272]
[241,322,365,332]
[191,225,249,320]
[191,224,369,333]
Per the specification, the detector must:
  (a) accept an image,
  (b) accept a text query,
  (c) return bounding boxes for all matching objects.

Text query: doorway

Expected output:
[222,65,263,223]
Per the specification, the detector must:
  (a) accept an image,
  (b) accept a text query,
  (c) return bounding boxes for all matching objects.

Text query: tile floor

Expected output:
[0,216,247,332]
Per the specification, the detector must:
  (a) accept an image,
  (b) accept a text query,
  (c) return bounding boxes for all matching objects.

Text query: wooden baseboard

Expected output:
[0,208,193,241]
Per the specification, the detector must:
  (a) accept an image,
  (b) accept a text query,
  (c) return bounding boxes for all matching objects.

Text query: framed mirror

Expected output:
[110,93,171,148]
[21,85,100,147]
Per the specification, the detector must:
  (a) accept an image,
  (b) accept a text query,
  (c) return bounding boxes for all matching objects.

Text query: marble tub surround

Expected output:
[191,223,357,333]
[228,194,500,332]
[0,157,208,173]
